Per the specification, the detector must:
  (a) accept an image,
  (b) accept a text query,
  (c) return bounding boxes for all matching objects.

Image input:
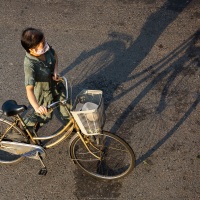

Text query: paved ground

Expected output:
[0,0,199,199]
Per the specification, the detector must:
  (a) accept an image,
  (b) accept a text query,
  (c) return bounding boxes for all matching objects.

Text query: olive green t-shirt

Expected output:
[24,47,57,106]
[24,47,56,87]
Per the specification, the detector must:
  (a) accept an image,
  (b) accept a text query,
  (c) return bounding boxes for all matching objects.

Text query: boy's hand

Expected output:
[35,105,48,114]
[52,74,59,81]
[52,71,60,81]
[52,73,62,81]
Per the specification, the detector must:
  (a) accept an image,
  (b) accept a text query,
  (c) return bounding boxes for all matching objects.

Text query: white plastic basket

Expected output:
[71,90,105,135]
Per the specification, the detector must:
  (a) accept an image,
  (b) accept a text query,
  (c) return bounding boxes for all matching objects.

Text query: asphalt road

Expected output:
[0,0,199,199]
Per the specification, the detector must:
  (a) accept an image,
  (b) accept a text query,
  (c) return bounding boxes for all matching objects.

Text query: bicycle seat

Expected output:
[2,100,27,116]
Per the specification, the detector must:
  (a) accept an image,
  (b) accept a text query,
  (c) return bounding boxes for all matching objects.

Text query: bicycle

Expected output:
[0,76,135,180]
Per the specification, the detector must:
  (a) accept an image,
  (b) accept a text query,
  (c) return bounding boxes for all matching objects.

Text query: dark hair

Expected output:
[21,27,44,53]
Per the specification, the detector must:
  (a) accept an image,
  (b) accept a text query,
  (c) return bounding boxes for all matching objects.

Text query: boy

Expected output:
[21,27,69,130]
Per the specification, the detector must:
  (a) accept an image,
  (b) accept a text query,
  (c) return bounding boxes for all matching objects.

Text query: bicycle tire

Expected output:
[0,118,26,164]
[69,131,135,180]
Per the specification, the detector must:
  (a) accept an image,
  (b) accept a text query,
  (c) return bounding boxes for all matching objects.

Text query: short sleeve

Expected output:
[24,58,36,86]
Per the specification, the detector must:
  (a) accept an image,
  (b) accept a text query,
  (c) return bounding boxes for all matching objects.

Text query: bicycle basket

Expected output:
[71,90,105,135]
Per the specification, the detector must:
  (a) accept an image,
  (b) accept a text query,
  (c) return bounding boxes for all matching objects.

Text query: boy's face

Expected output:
[29,37,46,56]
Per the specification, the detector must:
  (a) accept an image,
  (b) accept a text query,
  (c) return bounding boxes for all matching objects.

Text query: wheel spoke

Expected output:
[70,131,135,180]
[0,119,25,164]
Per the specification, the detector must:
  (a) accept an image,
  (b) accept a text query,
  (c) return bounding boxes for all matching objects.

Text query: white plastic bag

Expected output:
[82,102,99,121]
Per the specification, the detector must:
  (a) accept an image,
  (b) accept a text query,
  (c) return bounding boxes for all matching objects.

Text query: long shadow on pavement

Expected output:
[60,1,198,199]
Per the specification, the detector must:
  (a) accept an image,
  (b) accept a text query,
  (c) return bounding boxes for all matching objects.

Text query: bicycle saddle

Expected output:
[2,100,27,116]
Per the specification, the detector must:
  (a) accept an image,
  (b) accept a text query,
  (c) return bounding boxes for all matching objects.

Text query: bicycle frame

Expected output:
[16,112,102,160]
[9,75,75,147]
[13,103,75,146]
[0,76,103,163]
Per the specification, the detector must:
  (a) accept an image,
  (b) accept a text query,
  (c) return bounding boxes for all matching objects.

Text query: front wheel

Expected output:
[0,118,26,164]
[69,131,135,180]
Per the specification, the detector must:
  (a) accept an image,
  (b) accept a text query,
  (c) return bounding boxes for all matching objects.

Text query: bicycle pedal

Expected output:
[38,167,47,176]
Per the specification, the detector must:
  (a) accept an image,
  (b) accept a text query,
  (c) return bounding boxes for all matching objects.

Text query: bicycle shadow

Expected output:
[135,30,200,165]
[60,0,198,199]
[61,0,197,152]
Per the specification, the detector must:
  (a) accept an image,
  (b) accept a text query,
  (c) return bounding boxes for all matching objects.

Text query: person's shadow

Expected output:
[60,1,199,199]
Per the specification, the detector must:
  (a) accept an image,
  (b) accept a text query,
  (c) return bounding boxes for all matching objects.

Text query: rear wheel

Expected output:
[0,118,27,164]
[69,131,135,180]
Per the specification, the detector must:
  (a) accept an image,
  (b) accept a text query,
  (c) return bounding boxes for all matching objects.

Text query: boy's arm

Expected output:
[53,51,59,81]
[26,85,47,114]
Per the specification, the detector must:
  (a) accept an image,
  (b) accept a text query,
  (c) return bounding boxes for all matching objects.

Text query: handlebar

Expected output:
[62,76,69,99]
[47,100,68,110]
[47,75,70,110]
[52,74,69,100]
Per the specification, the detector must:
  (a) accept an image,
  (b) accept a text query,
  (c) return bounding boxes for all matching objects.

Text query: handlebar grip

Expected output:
[47,107,53,114]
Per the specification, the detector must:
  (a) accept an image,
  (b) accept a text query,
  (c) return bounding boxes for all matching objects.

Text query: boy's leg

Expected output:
[53,81,71,124]
[23,82,54,133]
[23,111,52,134]
[23,112,52,127]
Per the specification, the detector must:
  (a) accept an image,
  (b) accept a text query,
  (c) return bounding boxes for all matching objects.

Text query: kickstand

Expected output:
[36,152,47,176]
